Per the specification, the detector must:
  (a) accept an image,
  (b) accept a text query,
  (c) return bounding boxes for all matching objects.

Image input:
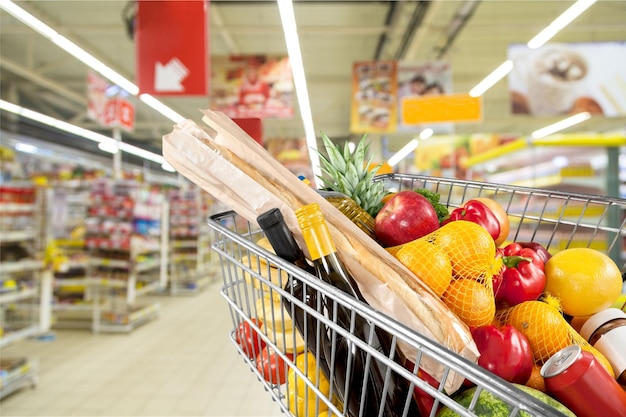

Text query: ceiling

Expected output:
[1,0,626,162]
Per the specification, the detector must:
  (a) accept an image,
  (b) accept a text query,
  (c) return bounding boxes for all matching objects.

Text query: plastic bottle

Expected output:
[318,191,376,239]
[295,202,416,417]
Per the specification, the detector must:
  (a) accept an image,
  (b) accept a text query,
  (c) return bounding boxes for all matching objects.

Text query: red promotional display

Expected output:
[87,71,135,131]
[135,0,209,96]
[104,98,135,132]
[232,118,263,145]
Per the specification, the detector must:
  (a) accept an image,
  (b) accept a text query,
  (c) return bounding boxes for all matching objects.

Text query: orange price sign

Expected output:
[402,94,482,124]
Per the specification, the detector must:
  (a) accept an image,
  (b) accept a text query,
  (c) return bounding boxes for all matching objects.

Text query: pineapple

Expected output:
[317,133,387,217]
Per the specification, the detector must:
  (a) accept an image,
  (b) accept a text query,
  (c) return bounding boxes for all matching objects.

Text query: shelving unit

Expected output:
[84,180,167,333]
[464,133,626,191]
[0,183,51,398]
[464,132,626,265]
[49,180,92,329]
[0,357,38,400]
[162,187,215,295]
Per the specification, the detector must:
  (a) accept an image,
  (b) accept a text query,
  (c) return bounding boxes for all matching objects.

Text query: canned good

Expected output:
[541,345,626,417]
[580,308,626,387]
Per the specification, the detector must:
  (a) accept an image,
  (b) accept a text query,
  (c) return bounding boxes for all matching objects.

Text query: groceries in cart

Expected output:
[164,109,626,417]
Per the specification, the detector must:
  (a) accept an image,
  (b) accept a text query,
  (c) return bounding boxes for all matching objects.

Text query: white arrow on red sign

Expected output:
[155,57,189,92]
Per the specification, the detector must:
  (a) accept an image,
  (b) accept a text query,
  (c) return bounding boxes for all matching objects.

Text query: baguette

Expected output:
[163,114,478,393]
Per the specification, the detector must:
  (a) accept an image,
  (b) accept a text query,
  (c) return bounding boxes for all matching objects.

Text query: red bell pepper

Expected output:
[471,324,534,384]
[493,242,547,306]
[442,199,500,242]
[516,241,552,264]
[405,360,440,417]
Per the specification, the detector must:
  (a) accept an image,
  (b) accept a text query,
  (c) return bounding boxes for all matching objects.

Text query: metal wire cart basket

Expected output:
[207,174,626,417]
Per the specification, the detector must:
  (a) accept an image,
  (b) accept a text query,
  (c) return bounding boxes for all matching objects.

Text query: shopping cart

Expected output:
[207,174,626,417]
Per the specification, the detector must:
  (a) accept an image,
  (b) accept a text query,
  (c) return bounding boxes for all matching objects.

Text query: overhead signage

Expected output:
[87,71,135,132]
[402,94,482,124]
[397,61,454,132]
[350,60,398,134]
[508,41,626,117]
[104,98,135,132]
[210,55,294,119]
[135,0,209,96]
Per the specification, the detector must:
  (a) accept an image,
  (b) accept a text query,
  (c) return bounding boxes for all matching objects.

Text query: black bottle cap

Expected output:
[257,207,283,229]
[257,208,301,264]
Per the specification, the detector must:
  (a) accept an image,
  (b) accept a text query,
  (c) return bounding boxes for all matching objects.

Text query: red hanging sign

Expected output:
[135,0,209,96]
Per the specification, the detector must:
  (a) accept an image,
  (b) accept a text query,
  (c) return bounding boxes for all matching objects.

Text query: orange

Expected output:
[433,220,498,280]
[545,248,622,317]
[381,192,396,205]
[502,298,570,363]
[568,316,589,334]
[525,364,546,393]
[442,278,495,327]
[395,239,452,297]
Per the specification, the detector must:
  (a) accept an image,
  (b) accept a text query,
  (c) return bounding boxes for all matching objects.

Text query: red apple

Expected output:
[374,191,440,247]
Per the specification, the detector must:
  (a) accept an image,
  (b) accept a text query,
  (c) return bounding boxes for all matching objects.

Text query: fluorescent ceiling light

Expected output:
[469,60,513,97]
[161,162,176,172]
[527,0,597,49]
[0,99,167,166]
[0,0,138,96]
[419,128,434,140]
[388,139,419,167]
[139,94,185,124]
[0,0,184,123]
[15,143,38,154]
[277,0,321,184]
[531,112,591,139]
[468,0,596,96]
[98,141,119,154]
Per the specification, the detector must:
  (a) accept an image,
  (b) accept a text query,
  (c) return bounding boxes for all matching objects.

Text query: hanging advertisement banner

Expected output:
[135,0,209,96]
[210,55,294,119]
[397,61,455,132]
[87,71,135,132]
[87,71,109,125]
[350,61,397,134]
[508,41,626,117]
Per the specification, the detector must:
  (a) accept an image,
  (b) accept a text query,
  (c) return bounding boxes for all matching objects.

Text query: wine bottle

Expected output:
[295,203,417,417]
[256,208,331,378]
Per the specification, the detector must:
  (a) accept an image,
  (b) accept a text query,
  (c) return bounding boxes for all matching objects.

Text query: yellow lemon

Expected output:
[545,248,622,317]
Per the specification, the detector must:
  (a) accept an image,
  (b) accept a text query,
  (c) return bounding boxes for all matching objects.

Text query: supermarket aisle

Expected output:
[1,280,284,417]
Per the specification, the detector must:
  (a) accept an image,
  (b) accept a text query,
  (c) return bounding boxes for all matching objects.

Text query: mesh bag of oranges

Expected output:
[496,295,615,377]
[389,220,502,328]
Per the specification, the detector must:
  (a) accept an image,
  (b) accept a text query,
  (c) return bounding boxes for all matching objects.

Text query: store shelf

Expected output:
[0,357,37,400]
[95,303,160,333]
[84,180,168,333]
[163,188,214,296]
[0,324,41,348]
[464,133,626,168]
[0,259,44,275]
[0,288,37,304]
[0,230,38,243]
[0,203,37,213]
[0,183,50,400]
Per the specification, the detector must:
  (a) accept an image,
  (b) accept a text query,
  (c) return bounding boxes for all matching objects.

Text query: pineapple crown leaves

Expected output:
[316,133,386,217]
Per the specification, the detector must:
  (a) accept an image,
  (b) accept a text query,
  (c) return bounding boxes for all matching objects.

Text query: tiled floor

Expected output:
[1,280,285,417]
